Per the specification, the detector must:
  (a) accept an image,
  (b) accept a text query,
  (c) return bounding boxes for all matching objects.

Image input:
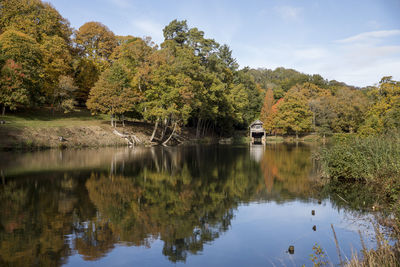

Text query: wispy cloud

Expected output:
[131,19,164,43]
[274,5,303,21]
[108,0,131,8]
[236,28,400,87]
[337,29,400,43]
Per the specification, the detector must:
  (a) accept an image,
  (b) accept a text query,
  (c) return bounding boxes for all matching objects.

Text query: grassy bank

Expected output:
[0,110,133,149]
[318,132,400,265]
[0,109,203,149]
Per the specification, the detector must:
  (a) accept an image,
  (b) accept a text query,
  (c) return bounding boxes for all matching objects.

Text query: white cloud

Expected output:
[131,19,164,43]
[337,30,400,44]
[235,28,400,87]
[274,5,303,21]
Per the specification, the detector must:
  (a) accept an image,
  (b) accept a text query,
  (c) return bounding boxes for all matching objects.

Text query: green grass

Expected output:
[1,109,109,128]
[265,136,284,142]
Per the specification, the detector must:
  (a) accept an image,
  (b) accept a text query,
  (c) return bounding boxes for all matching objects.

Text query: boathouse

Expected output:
[249,120,265,144]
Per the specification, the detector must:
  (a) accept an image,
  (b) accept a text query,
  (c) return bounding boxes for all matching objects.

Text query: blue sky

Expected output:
[47,0,400,87]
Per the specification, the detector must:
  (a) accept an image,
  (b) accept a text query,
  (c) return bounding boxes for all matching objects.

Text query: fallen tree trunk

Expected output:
[113,129,141,146]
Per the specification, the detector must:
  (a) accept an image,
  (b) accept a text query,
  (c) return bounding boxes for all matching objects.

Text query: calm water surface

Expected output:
[0,144,378,266]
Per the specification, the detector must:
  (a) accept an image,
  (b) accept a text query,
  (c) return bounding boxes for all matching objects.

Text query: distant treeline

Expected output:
[1,0,398,136]
[254,67,400,136]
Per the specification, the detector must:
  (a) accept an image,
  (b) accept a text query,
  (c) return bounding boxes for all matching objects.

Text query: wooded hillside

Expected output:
[1,0,398,138]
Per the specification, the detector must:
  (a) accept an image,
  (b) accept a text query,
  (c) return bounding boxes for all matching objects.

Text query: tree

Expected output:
[163,20,189,46]
[330,88,368,133]
[74,22,117,104]
[41,35,73,98]
[273,88,313,138]
[75,22,117,66]
[53,76,77,113]
[73,58,100,105]
[359,77,400,135]
[0,0,72,43]
[0,30,43,104]
[260,88,274,133]
[0,59,29,115]
[87,62,140,126]
[143,47,196,140]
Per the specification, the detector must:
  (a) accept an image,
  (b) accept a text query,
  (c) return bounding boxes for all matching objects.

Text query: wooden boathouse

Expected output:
[249,120,265,144]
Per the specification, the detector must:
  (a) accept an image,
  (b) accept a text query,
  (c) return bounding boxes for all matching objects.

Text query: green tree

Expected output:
[273,88,313,138]
[143,47,197,140]
[86,62,140,126]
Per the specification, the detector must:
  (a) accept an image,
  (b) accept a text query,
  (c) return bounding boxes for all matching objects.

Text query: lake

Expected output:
[0,144,379,266]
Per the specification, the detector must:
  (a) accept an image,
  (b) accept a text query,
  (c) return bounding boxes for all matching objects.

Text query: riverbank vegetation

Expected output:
[316,78,400,265]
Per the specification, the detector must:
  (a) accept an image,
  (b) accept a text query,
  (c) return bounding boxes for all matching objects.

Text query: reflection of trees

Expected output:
[84,146,264,262]
[259,144,317,200]
[0,174,96,266]
[0,144,326,266]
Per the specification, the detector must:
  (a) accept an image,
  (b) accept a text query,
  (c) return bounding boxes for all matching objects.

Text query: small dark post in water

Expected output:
[288,246,294,254]
[312,225,317,231]
[318,200,322,204]
[312,210,315,216]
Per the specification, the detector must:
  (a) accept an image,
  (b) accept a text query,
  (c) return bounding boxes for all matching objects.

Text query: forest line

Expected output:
[1,0,399,138]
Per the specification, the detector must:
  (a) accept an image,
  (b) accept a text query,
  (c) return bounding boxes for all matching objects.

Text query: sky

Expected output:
[47,0,400,87]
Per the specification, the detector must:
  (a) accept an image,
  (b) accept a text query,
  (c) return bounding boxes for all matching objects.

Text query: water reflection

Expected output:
[0,144,373,266]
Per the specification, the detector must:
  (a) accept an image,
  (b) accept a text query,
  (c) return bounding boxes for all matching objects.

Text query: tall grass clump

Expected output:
[320,132,400,183]
[345,227,400,267]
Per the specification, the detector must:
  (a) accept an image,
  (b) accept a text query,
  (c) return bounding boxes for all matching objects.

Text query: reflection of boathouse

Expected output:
[249,120,266,144]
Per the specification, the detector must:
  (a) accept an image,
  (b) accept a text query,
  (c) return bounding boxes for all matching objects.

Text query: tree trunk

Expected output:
[163,122,177,146]
[110,114,114,127]
[1,106,5,116]
[160,121,167,141]
[313,112,316,131]
[296,132,299,139]
[122,114,125,128]
[150,119,159,142]
[196,118,202,139]
[202,120,207,137]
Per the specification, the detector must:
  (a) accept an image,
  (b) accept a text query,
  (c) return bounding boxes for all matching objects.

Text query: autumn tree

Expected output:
[330,87,368,133]
[73,58,100,105]
[74,22,117,104]
[0,30,43,104]
[75,22,117,67]
[273,88,313,138]
[41,35,73,98]
[53,76,78,113]
[359,77,400,135]
[0,59,29,115]
[260,88,274,133]
[87,62,140,126]
[0,0,72,43]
